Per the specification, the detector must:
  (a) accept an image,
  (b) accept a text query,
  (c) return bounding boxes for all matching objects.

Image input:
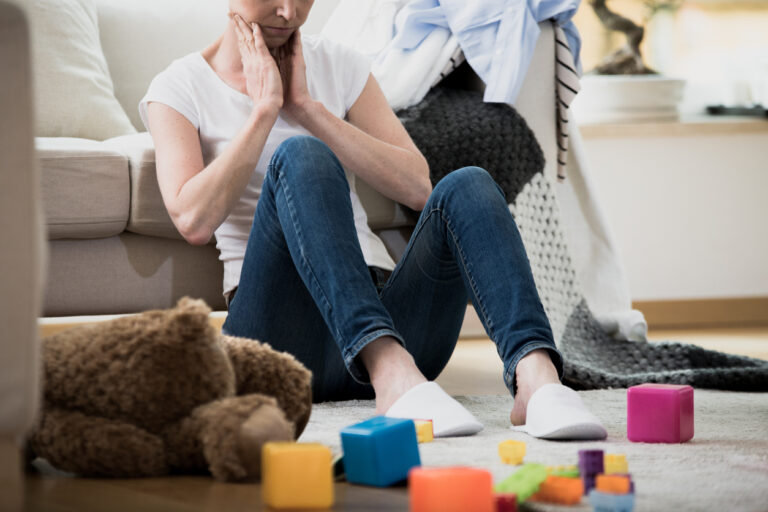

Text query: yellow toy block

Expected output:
[498,440,526,465]
[262,442,334,509]
[414,420,434,443]
[604,454,629,475]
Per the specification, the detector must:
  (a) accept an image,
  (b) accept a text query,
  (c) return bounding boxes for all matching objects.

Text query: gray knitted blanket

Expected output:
[398,87,768,391]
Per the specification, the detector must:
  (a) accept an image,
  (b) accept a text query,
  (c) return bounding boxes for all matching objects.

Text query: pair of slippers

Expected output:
[385,381,607,440]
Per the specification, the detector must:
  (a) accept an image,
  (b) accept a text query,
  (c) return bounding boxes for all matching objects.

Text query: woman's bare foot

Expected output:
[359,336,427,415]
[509,349,561,426]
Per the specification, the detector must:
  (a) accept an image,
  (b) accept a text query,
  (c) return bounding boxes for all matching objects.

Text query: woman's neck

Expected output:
[202,28,242,75]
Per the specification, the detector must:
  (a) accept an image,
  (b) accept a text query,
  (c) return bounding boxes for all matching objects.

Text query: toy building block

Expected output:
[578,449,604,494]
[494,463,547,502]
[409,467,494,512]
[498,440,526,465]
[604,454,628,475]
[414,420,434,443]
[595,474,631,494]
[340,416,420,487]
[261,442,334,509]
[588,489,636,512]
[609,474,635,494]
[494,493,518,512]
[547,465,580,478]
[627,383,694,443]
[529,475,584,505]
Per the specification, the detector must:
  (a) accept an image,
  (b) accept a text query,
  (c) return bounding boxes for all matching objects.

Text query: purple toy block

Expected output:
[627,384,694,443]
[578,450,604,476]
[578,449,604,495]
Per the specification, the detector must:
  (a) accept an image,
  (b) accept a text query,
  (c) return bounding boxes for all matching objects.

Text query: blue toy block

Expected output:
[588,489,635,512]
[340,416,421,487]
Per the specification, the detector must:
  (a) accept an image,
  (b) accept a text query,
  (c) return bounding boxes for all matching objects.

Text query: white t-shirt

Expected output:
[139,35,396,296]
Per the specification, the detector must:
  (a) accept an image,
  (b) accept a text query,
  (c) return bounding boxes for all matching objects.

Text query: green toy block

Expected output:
[547,465,581,478]
[494,463,548,502]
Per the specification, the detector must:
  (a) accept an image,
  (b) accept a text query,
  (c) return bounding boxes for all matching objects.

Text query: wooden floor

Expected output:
[21,325,768,511]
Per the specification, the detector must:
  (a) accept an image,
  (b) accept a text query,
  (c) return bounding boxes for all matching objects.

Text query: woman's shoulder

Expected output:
[154,52,205,81]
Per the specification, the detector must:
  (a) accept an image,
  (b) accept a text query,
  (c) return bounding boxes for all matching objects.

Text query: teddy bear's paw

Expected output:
[194,395,294,482]
[236,401,294,479]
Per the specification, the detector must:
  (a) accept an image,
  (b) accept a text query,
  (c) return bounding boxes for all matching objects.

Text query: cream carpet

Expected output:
[299,389,768,512]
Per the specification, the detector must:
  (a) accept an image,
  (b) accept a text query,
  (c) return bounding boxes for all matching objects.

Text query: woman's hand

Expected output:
[274,30,315,121]
[231,14,283,113]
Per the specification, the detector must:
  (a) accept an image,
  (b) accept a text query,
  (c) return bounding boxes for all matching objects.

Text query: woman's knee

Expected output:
[270,136,343,181]
[430,166,503,205]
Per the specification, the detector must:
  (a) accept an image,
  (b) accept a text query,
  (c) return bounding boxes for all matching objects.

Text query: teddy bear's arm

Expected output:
[163,394,294,482]
[27,407,169,477]
[222,335,313,437]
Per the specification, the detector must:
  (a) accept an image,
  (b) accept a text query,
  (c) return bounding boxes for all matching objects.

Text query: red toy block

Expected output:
[494,493,518,512]
[409,467,494,512]
[627,383,694,443]
[595,474,631,494]
[529,475,584,505]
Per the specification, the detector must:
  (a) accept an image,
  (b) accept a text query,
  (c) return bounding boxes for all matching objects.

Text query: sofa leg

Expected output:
[0,436,23,512]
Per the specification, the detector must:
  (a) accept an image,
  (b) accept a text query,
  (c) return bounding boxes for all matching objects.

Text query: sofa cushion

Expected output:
[36,138,129,239]
[95,0,228,132]
[104,133,181,239]
[21,0,136,140]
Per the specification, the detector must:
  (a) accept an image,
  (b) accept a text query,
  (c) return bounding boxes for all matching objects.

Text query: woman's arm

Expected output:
[147,102,278,245]
[281,34,431,211]
[292,75,432,211]
[147,15,283,245]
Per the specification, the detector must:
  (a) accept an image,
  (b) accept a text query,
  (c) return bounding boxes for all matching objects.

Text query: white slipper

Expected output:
[510,383,607,440]
[385,382,484,437]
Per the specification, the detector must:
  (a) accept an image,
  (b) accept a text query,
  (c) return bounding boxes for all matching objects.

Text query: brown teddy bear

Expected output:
[26,297,313,482]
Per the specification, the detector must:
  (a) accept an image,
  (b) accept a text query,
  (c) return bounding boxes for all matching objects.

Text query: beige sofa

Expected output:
[33,0,558,317]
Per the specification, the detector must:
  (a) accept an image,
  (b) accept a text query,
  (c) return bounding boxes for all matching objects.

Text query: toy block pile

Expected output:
[256,382,694,510]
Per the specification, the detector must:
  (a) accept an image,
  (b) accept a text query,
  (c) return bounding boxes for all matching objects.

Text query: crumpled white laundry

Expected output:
[323,0,581,110]
[510,383,607,440]
[385,382,484,437]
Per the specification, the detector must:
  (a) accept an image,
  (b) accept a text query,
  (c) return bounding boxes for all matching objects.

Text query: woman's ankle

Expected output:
[515,349,560,393]
[359,336,427,413]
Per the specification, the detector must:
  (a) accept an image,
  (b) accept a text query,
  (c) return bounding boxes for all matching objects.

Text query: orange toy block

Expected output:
[262,442,334,509]
[596,474,631,494]
[498,440,526,465]
[409,467,494,512]
[604,454,629,474]
[529,475,584,505]
[414,420,434,443]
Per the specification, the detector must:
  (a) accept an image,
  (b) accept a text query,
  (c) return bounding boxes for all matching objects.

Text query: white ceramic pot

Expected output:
[571,74,686,123]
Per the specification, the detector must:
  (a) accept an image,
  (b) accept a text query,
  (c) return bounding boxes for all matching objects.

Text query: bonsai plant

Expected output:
[572,0,686,122]
[589,0,683,75]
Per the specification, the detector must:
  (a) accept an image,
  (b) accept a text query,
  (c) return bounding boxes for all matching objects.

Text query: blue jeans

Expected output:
[222,136,563,403]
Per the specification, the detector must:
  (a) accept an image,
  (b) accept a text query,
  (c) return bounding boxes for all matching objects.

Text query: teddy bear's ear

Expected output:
[165,297,213,337]
[175,297,212,317]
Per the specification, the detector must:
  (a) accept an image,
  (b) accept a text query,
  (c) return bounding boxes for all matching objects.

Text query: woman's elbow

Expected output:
[174,211,213,246]
[409,176,432,211]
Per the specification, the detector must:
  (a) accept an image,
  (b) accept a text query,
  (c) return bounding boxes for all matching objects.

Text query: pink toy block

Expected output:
[627,384,694,443]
